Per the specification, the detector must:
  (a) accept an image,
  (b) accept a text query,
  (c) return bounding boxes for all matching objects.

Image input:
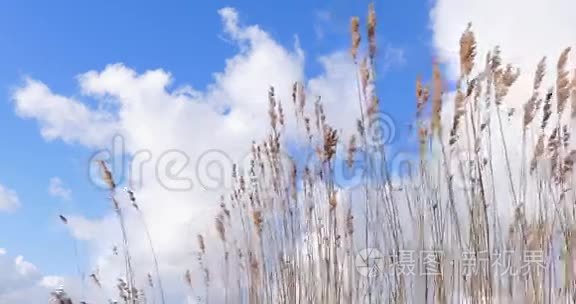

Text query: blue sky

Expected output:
[0,0,574,302]
[0,0,433,286]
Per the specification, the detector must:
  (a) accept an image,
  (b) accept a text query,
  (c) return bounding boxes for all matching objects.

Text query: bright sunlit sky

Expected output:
[0,0,574,301]
[0,0,430,274]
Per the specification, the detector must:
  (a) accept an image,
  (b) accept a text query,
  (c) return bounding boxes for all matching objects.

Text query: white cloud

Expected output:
[48,177,72,201]
[431,0,576,86]
[11,7,361,302]
[381,45,406,72]
[0,250,49,303]
[308,51,362,140]
[0,184,20,212]
[430,0,576,219]
[12,78,119,148]
[430,0,575,210]
[39,276,64,289]
[0,249,104,303]
[7,1,573,301]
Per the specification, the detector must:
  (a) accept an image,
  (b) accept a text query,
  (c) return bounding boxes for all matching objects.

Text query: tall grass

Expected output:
[51,4,576,304]
[187,6,576,303]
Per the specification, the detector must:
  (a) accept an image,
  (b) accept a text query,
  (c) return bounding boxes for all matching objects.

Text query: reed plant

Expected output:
[53,3,576,303]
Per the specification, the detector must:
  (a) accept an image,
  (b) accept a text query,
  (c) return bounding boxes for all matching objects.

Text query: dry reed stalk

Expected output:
[367,3,376,61]
[449,86,466,146]
[524,58,546,127]
[459,23,476,77]
[415,76,429,119]
[58,5,576,304]
[350,17,361,62]
[431,61,443,137]
[347,135,357,168]
[557,48,572,114]
[571,69,576,118]
[541,88,554,129]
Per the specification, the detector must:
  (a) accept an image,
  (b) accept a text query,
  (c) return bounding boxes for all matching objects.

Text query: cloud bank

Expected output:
[0,184,20,212]
[0,249,59,303]
[10,7,360,302]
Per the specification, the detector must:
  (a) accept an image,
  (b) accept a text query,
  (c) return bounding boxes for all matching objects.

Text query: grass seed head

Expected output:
[98,160,116,190]
[350,17,361,61]
[459,23,476,77]
[367,3,377,60]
